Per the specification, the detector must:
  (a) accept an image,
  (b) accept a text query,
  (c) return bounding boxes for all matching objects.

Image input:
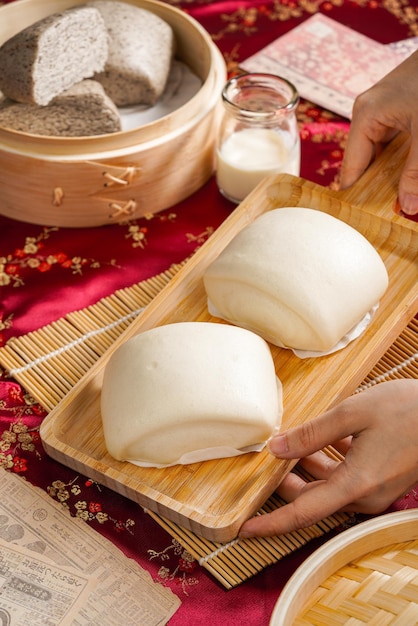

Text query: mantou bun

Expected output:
[203,207,389,353]
[100,322,282,466]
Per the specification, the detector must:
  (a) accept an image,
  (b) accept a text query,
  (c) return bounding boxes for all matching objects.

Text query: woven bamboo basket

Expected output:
[0,0,226,227]
[270,509,418,625]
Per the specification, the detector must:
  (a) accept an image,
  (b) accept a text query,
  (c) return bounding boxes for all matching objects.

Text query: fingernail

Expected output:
[239,521,256,539]
[238,530,254,539]
[398,193,418,215]
[268,433,288,456]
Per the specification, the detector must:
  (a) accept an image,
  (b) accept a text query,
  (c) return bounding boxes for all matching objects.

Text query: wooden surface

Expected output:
[39,134,418,543]
[270,509,418,626]
[0,0,226,227]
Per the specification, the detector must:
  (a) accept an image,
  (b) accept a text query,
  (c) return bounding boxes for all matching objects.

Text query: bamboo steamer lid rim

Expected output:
[269,508,418,626]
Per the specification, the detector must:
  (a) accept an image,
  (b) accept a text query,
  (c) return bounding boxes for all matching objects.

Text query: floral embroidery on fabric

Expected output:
[381,1,418,36]
[0,419,42,471]
[317,153,344,186]
[0,314,13,347]
[120,212,176,248]
[0,385,45,418]
[298,102,343,125]
[0,227,120,285]
[47,477,136,533]
[210,1,340,45]
[185,226,214,246]
[124,224,149,249]
[0,385,45,471]
[148,538,199,595]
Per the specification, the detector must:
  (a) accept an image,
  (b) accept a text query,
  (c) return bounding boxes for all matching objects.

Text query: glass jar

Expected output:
[216,73,300,204]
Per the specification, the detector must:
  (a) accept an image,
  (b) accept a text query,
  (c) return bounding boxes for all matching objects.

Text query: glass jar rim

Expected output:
[221,72,299,119]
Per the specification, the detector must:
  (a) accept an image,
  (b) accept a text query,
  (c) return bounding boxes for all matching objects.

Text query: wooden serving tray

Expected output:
[40,136,418,543]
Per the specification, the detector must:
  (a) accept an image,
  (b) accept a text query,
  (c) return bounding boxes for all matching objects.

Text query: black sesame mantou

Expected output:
[0,5,108,106]
[0,80,122,137]
[89,0,175,106]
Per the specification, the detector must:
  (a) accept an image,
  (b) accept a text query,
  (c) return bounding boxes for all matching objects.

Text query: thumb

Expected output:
[268,422,320,459]
[397,138,418,215]
[268,402,358,459]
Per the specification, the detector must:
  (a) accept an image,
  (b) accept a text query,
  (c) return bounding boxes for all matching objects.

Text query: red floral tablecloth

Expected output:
[1,1,418,624]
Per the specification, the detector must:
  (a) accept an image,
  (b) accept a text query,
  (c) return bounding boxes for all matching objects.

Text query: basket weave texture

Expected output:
[296,539,418,625]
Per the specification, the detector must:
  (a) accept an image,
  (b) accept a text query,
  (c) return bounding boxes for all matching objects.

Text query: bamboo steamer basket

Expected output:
[269,509,418,625]
[0,0,227,227]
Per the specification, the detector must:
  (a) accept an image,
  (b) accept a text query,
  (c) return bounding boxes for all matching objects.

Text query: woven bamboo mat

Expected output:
[0,263,417,588]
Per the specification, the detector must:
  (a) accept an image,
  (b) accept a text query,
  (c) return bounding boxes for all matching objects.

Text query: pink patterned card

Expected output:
[241,14,413,119]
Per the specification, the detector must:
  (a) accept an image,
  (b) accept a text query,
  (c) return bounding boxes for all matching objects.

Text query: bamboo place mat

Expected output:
[0,263,417,588]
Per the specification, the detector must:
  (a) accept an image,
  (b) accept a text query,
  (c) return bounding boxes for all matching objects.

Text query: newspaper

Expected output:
[0,469,181,625]
[0,539,95,625]
[240,14,418,119]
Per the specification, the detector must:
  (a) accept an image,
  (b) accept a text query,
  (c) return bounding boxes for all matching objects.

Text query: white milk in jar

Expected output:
[216,73,300,204]
[217,127,300,202]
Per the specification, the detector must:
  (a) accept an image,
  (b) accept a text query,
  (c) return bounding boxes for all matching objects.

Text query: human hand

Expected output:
[340,50,418,216]
[239,379,418,538]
